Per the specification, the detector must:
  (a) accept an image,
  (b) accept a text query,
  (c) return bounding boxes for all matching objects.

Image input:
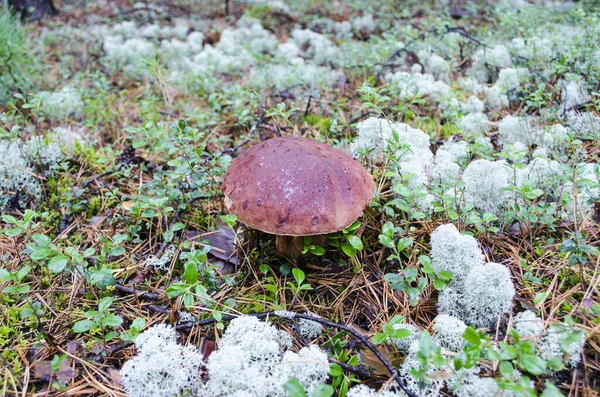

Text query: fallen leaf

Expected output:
[122,201,136,211]
[66,341,81,354]
[358,347,393,377]
[186,219,238,264]
[109,368,124,388]
[202,341,215,361]
[89,215,107,227]
[31,359,78,384]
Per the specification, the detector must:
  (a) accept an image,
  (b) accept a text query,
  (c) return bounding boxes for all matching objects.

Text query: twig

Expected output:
[114,283,162,301]
[222,107,266,154]
[79,167,120,190]
[329,357,373,379]
[176,311,417,397]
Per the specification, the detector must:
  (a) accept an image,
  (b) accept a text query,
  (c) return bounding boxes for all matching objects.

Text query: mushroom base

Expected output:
[275,235,326,258]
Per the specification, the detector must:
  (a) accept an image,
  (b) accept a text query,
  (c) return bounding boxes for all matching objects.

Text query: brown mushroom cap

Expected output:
[222,137,375,236]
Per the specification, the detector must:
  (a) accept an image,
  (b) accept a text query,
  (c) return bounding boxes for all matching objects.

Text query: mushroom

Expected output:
[221,137,376,258]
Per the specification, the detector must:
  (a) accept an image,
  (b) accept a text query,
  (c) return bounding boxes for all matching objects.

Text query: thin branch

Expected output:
[114,283,162,301]
[222,106,266,154]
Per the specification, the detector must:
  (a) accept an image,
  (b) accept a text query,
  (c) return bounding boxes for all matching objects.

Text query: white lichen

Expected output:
[121,324,204,397]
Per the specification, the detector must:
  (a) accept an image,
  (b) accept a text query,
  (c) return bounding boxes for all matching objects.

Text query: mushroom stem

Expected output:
[275,235,304,258]
[275,235,327,258]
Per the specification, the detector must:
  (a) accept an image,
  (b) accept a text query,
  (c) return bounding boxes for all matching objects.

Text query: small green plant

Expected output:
[287,268,313,295]
[384,267,427,307]
[165,244,213,308]
[372,315,412,344]
[265,102,298,126]
[358,79,390,117]
[72,297,123,341]
[327,221,364,257]
[324,332,360,396]
[0,265,31,294]
[282,379,334,397]
[120,318,147,342]
[26,233,95,274]
[1,209,38,237]
[302,236,325,256]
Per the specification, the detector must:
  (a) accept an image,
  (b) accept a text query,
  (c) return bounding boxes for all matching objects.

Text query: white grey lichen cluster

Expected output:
[559,78,591,110]
[567,111,600,138]
[431,224,515,328]
[121,324,204,397]
[39,86,83,120]
[122,317,330,397]
[430,224,484,284]
[498,115,535,146]
[386,71,451,102]
[346,384,404,397]
[513,311,586,368]
[432,314,468,352]
[0,138,63,210]
[297,315,324,340]
[145,244,176,271]
[462,159,511,213]
[201,316,329,396]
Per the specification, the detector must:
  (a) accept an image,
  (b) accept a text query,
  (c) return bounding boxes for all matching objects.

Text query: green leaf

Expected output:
[534,292,547,305]
[171,222,186,231]
[32,234,51,246]
[1,215,18,224]
[292,268,305,285]
[282,378,306,397]
[391,328,412,339]
[30,248,53,261]
[541,382,565,397]
[310,246,325,256]
[339,377,349,397]
[73,319,98,333]
[98,297,114,313]
[17,265,31,281]
[372,333,388,345]
[347,235,363,250]
[110,247,126,257]
[4,227,23,237]
[166,283,188,297]
[47,255,69,273]
[329,363,343,377]
[379,234,393,248]
[403,268,418,281]
[499,361,514,378]
[102,314,124,328]
[463,327,481,346]
[184,292,195,308]
[163,229,174,243]
[498,342,518,360]
[438,270,454,280]
[433,279,447,290]
[310,384,334,397]
[341,243,356,257]
[518,353,546,376]
[0,268,10,281]
[183,262,199,285]
[131,318,146,332]
[546,357,564,371]
[3,284,31,294]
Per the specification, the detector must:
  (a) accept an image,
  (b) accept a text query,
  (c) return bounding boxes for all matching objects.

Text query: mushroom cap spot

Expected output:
[221,137,376,236]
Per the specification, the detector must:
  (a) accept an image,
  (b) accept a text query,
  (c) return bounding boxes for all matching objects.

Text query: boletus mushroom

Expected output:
[221,137,375,258]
